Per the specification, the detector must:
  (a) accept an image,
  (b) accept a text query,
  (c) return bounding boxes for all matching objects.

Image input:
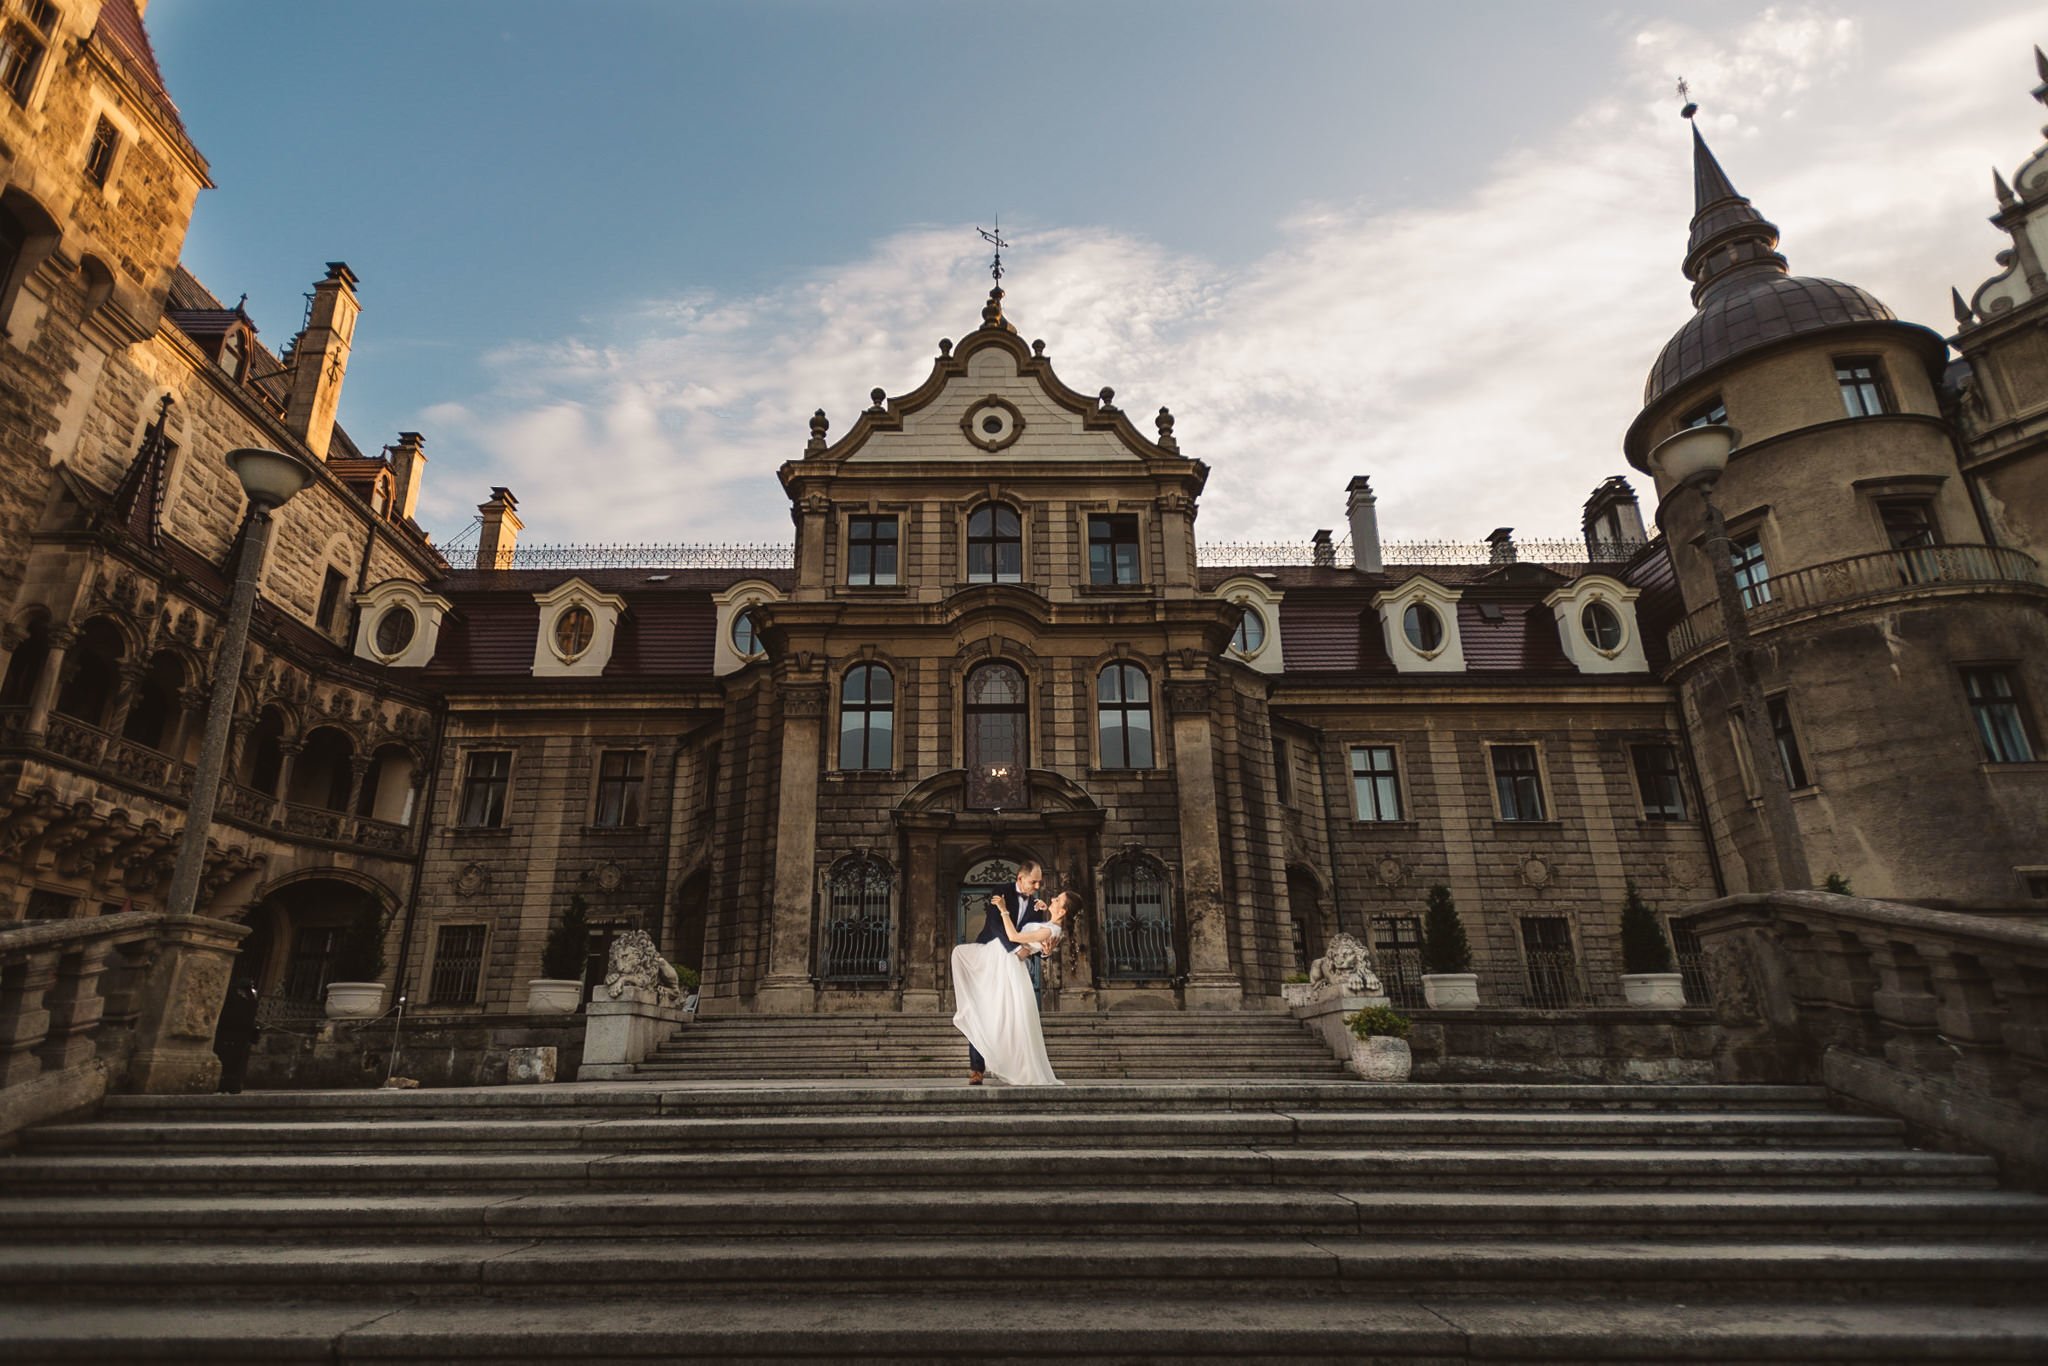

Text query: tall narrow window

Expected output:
[966,504,1022,583]
[317,567,348,633]
[458,751,512,828]
[1730,534,1771,609]
[1350,745,1403,821]
[838,663,894,770]
[1087,514,1141,585]
[84,116,119,187]
[593,750,646,827]
[1096,663,1153,769]
[281,925,344,1003]
[964,661,1027,807]
[1491,743,1547,822]
[1519,916,1583,1008]
[1271,735,1293,805]
[847,515,899,586]
[427,925,487,1005]
[1631,743,1689,821]
[1766,696,1809,789]
[1880,499,1939,551]
[1835,357,1892,418]
[820,856,893,983]
[1963,667,2037,764]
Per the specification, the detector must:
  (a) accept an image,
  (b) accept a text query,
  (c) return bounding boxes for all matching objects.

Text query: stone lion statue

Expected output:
[1306,932,1381,1001]
[602,930,684,1008]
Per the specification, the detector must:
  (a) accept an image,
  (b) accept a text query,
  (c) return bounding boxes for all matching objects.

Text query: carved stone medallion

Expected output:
[595,861,625,892]
[1375,855,1406,888]
[1519,855,1553,889]
[454,861,490,897]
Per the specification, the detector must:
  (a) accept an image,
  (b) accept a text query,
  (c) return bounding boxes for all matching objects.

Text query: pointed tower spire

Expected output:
[1994,165,2017,207]
[1952,287,1975,328]
[110,394,174,549]
[1681,118,1789,305]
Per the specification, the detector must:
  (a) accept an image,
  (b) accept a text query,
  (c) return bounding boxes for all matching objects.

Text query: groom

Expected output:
[967,858,1048,1086]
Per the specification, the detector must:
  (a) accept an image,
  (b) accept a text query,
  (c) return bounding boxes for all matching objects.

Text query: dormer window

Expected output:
[732,608,762,658]
[1545,576,1647,675]
[1835,357,1892,418]
[531,580,627,678]
[218,328,247,382]
[373,605,416,657]
[1403,603,1444,654]
[1373,577,1466,674]
[713,579,782,676]
[1230,604,1266,657]
[1580,601,1624,652]
[553,604,594,662]
[354,580,455,669]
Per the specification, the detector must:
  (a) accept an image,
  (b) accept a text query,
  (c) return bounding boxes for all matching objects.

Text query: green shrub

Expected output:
[540,896,590,980]
[676,964,701,991]
[1619,879,1674,974]
[1823,872,1853,895]
[1282,972,1310,985]
[1345,1005,1411,1040]
[1421,884,1472,974]
[331,906,388,982]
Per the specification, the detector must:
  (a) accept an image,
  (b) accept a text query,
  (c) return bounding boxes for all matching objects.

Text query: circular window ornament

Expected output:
[553,604,595,661]
[1403,602,1445,655]
[1230,603,1266,657]
[1580,600,1625,654]
[373,605,416,658]
[960,395,1025,453]
[732,607,764,658]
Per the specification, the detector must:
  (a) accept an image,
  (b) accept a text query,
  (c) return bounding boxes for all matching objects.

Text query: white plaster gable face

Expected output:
[531,578,628,679]
[1214,575,1285,676]
[353,580,453,670]
[1370,576,1466,674]
[713,579,781,677]
[847,342,1141,463]
[1545,575,1649,675]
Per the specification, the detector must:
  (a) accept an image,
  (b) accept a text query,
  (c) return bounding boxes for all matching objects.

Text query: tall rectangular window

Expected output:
[1520,916,1583,1008]
[1631,743,1689,821]
[84,115,119,187]
[1491,743,1547,822]
[0,20,48,108]
[317,567,348,633]
[1369,914,1425,1009]
[1766,696,1809,789]
[846,515,898,586]
[1272,736,1293,806]
[593,750,646,826]
[458,751,512,828]
[1087,514,1141,585]
[427,925,487,1005]
[1349,745,1402,821]
[281,925,343,1003]
[1730,534,1771,609]
[1835,357,1892,418]
[1879,499,1939,551]
[1963,667,2037,764]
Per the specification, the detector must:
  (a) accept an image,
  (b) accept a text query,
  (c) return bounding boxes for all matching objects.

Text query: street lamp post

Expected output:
[162,447,316,921]
[1649,424,1811,892]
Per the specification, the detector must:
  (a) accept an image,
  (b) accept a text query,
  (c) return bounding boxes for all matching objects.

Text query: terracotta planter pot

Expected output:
[1622,972,1686,1008]
[323,981,387,1020]
[524,979,584,1014]
[1347,1035,1413,1081]
[1422,972,1480,1009]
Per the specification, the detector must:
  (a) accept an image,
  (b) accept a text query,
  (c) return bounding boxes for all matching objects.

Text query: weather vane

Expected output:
[977,217,1010,284]
[1677,77,1698,121]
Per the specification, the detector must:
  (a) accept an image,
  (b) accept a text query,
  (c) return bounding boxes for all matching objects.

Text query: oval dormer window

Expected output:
[374,605,416,657]
[733,607,763,658]
[1403,602,1444,654]
[1231,604,1266,657]
[554,604,595,661]
[1581,600,1624,653]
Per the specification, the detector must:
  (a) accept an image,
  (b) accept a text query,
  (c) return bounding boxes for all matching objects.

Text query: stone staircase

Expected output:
[634,1010,1354,1081]
[3,1078,2047,1360]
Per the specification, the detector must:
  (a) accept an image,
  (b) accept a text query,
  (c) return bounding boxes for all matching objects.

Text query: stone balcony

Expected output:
[1666,543,2045,661]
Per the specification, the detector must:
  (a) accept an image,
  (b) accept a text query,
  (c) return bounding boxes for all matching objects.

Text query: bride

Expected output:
[950,890,1082,1086]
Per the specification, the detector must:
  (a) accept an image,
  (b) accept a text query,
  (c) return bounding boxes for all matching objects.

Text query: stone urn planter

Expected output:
[1347,1035,1413,1081]
[323,981,387,1020]
[524,978,584,1014]
[1422,972,1480,1009]
[1622,972,1686,1009]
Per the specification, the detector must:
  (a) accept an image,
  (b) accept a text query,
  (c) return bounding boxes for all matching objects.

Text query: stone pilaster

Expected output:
[758,679,826,1011]
[123,914,249,1094]
[1165,676,1241,1010]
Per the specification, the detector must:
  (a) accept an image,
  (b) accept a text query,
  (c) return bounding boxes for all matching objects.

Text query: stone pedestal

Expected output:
[580,986,685,1079]
[1292,992,1390,1064]
[123,915,249,1095]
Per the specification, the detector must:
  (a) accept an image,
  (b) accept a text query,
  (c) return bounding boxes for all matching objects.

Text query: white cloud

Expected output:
[415,5,2044,551]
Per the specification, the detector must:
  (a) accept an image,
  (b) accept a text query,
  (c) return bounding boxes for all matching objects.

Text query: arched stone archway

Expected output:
[237,870,396,1020]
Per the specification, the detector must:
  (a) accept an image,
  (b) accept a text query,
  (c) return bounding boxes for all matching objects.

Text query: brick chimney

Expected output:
[475,487,521,570]
[285,262,360,460]
[1345,476,1382,574]
[389,431,426,522]
[1582,476,1647,558]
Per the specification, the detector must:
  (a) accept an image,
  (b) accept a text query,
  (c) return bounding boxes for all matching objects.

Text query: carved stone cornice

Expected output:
[779,682,829,720]
[1163,679,1217,715]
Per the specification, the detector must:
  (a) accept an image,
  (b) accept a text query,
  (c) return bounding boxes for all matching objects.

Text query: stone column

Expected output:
[270,740,303,818]
[23,623,76,741]
[101,659,147,739]
[344,755,373,818]
[897,814,947,1012]
[1165,677,1241,1010]
[169,687,210,762]
[222,715,256,790]
[758,680,826,1011]
[123,914,250,1094]
[0,621,20,690]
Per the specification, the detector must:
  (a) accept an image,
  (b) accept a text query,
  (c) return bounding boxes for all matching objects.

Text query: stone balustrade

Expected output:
[1684,890,2048,1184]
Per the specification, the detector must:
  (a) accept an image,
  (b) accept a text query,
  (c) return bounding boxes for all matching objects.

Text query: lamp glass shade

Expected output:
[225,446,316,508]
[1646,424,1739,488]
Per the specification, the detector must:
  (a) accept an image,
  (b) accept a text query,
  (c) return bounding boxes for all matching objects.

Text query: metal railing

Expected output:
[1101,913,1176,980]
[1667,543,2043,659]
[1521,949,1586,1009]
[1197,538,1647,569]
[491,542,795,571]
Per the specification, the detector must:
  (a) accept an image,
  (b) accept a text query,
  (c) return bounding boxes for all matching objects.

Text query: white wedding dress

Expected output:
[950,924,1062,1086]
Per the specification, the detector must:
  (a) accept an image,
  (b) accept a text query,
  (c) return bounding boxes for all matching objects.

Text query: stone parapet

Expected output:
[1401,1007,1722,1083]
[243,1013,587,1090]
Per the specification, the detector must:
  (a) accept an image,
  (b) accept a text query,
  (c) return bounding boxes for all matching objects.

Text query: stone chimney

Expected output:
[1487,527,1517,565]
[389,431,426,522]
[475,487,521,570]
[1311,529,1335,567]
[1345,476,1382,574]
[285,262,360,460]
[1582,476,1647,558]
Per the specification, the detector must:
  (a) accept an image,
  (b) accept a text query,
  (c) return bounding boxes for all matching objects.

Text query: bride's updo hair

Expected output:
[1055,889,1087,917]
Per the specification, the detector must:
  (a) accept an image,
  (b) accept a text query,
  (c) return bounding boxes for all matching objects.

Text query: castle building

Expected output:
[2,6,2043,1027]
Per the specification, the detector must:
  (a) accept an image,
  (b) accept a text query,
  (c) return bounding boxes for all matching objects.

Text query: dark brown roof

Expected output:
[1643,274,1897,406]
[436,568,796,594]
[422,572,760,678]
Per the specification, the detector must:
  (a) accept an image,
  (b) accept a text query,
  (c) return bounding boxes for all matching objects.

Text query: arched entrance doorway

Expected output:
[956,854,1028,945]
[239,874,390,1023]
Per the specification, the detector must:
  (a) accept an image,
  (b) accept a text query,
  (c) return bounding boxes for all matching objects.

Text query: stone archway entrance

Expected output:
[956,855,1025,946]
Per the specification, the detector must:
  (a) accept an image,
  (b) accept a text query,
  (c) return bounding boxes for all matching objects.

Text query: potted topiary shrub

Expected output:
[1419,884,1479,1009]
[1344,1004,1413,1081]
[525,895,590,1014]
[1619,880,1684,1008]
[1281,971,1312,1009]
[323,906,390,1019]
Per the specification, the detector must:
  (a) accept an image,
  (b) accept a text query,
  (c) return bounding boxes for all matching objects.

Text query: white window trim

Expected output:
[531,578,628,678]
[352,580,454,669]
[713,579,782,676]
[1371,576,1466,673]
[1544,575,1649,675]
[1213,575,1285,674]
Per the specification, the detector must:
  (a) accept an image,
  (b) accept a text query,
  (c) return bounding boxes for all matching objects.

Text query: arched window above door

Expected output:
[964,661,1028,809]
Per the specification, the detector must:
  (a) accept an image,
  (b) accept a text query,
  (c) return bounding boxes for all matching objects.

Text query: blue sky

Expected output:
[148,2,2046,551]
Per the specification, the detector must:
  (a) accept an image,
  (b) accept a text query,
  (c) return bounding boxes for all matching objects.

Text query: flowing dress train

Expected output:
[950,935,1061,1086]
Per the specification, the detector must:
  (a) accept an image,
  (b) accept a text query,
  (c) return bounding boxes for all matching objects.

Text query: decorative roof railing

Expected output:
[491,542,797,571]
[1666,543,2045,660]
[1195,538,1648,569]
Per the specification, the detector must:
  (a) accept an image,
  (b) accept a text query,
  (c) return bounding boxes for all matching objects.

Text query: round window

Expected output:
[1581,600,1624,652]
[963,401,1021,450]
[554,604,595,660]
[1403,602,1444,653]
[732,607,763,657]
[373,605,416,657]
[1231,604,1266,656]
[981,414,1004,435]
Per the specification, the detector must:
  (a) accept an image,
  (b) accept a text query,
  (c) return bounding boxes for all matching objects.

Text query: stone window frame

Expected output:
[1483,738,1556,825]
[1347,740,1410,823]
[1957,662,2040,766]
[1544,575,1648,675]
[0,2,57,110]
[836,659,898,773]
[960,496,1028,585]
[422,921,491,1009]
[712,579,781,676]
[960,656,1032,776]
[1833,354,1895,419]
[530,578,628,679]
[83,113,121,190]
[841,507,905,588]
[1092,658,1157,772]
[352,579,454,669]
[1629,740,1692,823]
[453,746,517,831]
[1370,576,1467,674]
[1079,506,1147,589]
[587,745,653,830]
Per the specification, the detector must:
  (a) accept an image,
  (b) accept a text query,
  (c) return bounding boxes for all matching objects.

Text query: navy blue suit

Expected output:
[967,887,1047,1074]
